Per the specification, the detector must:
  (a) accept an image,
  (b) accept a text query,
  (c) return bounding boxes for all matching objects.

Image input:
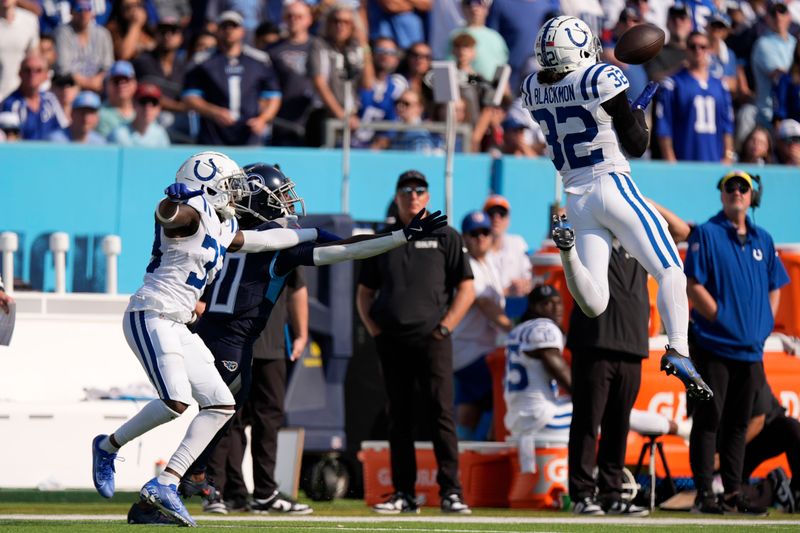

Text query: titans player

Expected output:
[520,16,712,400]
[91,152,326,527]
[127,163,447,523]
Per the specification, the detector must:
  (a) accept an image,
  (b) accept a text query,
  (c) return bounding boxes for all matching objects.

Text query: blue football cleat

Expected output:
[551,214,575,251]
[127,501,175,525]
[140,477,197,527]
[660,347,713,400]
[91,434,117,499]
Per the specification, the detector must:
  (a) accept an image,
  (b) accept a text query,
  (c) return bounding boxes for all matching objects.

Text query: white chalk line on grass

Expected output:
[1,514,800,527]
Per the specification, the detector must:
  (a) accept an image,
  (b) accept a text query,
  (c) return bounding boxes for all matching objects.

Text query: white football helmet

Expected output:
[174,151,248,220]
[535,16,602,74]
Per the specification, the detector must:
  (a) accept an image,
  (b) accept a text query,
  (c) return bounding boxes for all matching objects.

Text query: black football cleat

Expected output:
[660,347,713,400]
[551,214,575,251]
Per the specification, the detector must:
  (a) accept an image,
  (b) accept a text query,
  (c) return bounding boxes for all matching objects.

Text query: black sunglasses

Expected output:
[398,185,427,195]
[724,182,750,194]
[468,229,491,238]
[486,207,508,218]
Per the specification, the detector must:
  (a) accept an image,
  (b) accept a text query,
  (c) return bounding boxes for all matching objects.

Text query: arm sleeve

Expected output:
[720,82,734,135]
[182,64,205,98]
[238,228,318,253]
[601,91,649,157]
[683,226,709,285]
[765,234,790,291]
[312,231,407,265]
[259,60,282,100]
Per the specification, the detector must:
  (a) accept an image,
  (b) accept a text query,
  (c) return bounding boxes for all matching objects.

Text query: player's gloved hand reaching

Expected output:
[165,183,204,203]
[402,209,448,241]
[632,81,659,111]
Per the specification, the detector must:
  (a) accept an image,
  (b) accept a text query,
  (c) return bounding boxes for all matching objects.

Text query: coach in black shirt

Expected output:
[357,170,474,514]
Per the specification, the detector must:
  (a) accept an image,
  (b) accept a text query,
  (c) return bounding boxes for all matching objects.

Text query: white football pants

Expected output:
[122,310,235,407]
[563,172,689,355]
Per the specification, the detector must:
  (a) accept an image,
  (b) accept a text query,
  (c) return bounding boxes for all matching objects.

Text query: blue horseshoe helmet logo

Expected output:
[565,24,588,47]
[193,158,218,182]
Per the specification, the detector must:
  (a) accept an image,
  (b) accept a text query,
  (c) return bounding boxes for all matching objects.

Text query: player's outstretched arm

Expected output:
[157,183,202,233]
[229,226,318,253]
[311,210,448,266]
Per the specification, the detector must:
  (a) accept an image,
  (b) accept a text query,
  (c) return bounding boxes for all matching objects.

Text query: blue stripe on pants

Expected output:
[622,174,681,267]
[128,311,163,398]
[610,172,670,269]
[137,311,171,401]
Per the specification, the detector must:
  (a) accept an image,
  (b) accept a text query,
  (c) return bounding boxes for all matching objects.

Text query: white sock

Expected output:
[629,409,670,436]
[165,408,233,478]
[560,248,608,318]
[112,400,181,449]
[157,470,181,486]
[655,266,690,356]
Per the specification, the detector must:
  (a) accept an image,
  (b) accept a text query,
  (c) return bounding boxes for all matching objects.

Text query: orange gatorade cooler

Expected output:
[507,444,569,509]
[459,442,515,507]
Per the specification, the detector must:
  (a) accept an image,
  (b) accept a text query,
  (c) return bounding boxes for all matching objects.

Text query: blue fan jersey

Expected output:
[655,69,733,162]
[195,220,315,347]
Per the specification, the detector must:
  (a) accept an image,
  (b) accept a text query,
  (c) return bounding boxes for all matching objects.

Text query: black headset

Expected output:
[716,170,762,209]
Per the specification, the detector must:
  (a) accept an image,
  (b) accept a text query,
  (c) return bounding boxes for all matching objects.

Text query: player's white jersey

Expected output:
[128,196,239,324]
[520,62,631,193]
[503,317,564,431]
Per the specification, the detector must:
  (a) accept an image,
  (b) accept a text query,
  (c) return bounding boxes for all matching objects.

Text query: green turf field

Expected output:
[1,490,799,532]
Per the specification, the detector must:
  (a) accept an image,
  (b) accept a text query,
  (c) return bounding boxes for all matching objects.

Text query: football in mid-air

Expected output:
[614,24,666,64]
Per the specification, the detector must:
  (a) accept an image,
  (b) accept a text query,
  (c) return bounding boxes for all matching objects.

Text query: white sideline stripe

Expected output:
[1,514,800,526]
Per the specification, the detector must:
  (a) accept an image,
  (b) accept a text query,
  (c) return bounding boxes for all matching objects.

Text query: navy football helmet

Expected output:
[236,163,305,229]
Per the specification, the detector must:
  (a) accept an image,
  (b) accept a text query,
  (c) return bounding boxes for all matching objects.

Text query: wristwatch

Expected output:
[437,324,451,337]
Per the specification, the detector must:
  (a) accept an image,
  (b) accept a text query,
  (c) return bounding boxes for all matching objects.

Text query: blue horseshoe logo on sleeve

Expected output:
[193,158,218,181]
[565,25,588,47]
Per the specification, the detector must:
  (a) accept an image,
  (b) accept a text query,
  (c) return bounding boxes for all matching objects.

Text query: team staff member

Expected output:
[357,170,475,515]
[568,201,690,516]
[686,170,789,514]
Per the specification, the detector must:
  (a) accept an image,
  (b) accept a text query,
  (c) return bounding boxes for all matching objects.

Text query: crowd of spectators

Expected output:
[0,0,798,165]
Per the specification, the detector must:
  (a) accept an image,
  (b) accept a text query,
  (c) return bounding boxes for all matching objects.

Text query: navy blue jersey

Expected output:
[773,73,800,122]
[182,46,281,145]
[655,69,733,162]
[195,221,315,347]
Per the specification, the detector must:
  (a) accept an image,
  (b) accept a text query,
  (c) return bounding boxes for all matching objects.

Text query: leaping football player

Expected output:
[90,152,329,527]
[520,16,712,400]
[126,163,448,524]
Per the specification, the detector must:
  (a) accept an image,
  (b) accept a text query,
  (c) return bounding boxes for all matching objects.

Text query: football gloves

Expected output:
[165,183,204,203]
[402,209,448,241]
[632,81,659,111]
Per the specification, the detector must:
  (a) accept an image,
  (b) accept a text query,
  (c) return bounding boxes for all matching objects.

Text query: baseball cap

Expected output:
[71,0,93,12]
[396,169,429,188]
[108,60,135,79]
[217,10,244,26]
[483,194,511,213]
[778,119,800,140]
[719,169,754,189]
[135,83,162,101]
[461,210,492,234]
[0,112,20,131]
[73,90,101,110]
[157,15,181,28]
[528,284,561,306]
